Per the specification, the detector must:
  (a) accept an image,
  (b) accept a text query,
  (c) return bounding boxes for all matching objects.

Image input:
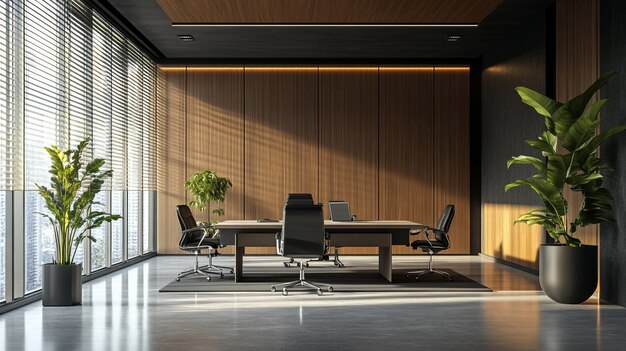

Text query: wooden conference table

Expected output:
[215,220,420,282]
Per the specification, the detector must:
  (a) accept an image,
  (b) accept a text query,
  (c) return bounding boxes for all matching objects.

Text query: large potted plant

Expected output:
[506,72,626,304]
[185,170,233,230]
[36,139,121,306]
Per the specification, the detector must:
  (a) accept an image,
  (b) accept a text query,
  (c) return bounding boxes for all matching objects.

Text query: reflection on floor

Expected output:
[0,255,624,351]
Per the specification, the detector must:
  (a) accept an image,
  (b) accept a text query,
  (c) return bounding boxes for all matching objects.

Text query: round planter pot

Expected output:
[42,263,82,306]
[539,244,597,304]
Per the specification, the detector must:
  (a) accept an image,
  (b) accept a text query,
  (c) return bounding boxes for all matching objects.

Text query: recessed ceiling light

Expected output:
[177,34,195,42]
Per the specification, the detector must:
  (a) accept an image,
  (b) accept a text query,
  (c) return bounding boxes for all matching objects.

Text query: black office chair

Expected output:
[271,202,333,296]
[281,193,341,268]
[281,193,314,268]
[175,205,234,282]
[405,205,455,281]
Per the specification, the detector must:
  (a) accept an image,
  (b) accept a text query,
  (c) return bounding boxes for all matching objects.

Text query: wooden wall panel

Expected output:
[157,65,472,255]
[244,68,319,220]
[156,69,187,254]
[186,68,245,254]
[319,68,379,254]
[243,68,319,254]
[379,67,435,255]
[556,0,599,247]
[434,67,471,254]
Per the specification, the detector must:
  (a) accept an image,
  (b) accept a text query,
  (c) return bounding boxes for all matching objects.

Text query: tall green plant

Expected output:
[36,139,121,265]
[185,170,232,225]
[506,72,626,247]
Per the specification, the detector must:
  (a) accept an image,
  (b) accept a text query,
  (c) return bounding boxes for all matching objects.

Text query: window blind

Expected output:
[0,0,21,191]
[24,0,66,190]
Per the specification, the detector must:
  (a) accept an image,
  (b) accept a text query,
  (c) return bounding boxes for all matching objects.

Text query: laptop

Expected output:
[329,201,354,221]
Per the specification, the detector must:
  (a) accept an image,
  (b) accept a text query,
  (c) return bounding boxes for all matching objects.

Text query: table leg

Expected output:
[235,244,244,282]
[378,235,392,282]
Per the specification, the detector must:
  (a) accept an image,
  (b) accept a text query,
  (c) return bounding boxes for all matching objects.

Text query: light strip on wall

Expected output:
[171,23,478,28]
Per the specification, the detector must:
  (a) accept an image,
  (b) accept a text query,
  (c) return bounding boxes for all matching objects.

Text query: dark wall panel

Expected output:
[600,0,626,307]
[480,1,548,270]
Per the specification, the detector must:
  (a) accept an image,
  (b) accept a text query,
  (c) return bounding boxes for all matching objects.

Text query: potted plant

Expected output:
[36,139,121,306]
[185,170,233,231]
[506,72,626,304]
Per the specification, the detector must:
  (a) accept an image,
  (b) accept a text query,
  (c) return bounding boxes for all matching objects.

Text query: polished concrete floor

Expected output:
[1,255,625,351]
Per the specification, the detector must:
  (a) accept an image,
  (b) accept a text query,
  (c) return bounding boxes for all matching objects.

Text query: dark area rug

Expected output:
[159,268,491,292]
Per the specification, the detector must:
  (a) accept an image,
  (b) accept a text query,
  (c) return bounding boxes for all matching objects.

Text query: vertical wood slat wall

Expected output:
[156,66,470,255]
[556,0,599,247]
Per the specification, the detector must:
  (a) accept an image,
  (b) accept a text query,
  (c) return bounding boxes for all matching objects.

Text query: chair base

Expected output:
[405,251,453,281]
[176,250,234,282]
[272,260,333,296]
[405,269,453,281]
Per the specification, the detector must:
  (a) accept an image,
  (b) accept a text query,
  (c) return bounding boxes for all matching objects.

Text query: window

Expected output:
[0,0,159,295]
[0,191,5,301]
[111,191,124,264]
[23,0,66,292]
[127,191,140,258]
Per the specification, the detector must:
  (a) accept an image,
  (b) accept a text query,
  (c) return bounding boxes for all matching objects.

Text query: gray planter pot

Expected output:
[539,244,597,304]
[42,263,82,306]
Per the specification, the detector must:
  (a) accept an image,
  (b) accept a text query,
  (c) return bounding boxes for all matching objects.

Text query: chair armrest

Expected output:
[275,231,283,255]
[412,227,451,249]
[178,227,207,248]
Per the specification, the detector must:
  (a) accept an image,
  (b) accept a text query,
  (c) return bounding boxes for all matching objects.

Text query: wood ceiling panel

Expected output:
[156,0,503,24]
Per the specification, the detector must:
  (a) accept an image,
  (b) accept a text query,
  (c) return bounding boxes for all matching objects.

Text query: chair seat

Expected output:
[411,240,447,250]
[180,237,221,250]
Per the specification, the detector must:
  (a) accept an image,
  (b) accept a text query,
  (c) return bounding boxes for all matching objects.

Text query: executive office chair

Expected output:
[281,194,342,268]
[405,205,455,281]
[271,202,333,296]
[175,205,234,282]
[281,193,315,268]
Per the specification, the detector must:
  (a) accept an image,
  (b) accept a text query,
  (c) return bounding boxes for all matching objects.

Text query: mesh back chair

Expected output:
[271,203,333,296]
[175,205,233,282]
[405,205,455,281]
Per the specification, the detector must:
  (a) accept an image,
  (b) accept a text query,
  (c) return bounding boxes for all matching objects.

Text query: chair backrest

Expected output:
[434,204,455,246]
[286,193,314,206]
[176,205,198,231]
[281,204,325,258]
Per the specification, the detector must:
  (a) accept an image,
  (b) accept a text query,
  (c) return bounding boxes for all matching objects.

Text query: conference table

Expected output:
[215,220,421,282]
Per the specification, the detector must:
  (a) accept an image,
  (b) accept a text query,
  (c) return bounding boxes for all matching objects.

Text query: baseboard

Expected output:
[478,253,539,275]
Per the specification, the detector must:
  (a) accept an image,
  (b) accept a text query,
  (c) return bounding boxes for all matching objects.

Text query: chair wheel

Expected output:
[230,269,235,274]
[206,276,211,282]
[296,262,301,267]
[282,289,288,296]
[271,286,276,292]
[305,263,310,268]
[316,289,323,296]
[175,277,180,282]
[328,286,333,292]
[283,262,289,268]
[220,273,224,278]
[448,276,453,282]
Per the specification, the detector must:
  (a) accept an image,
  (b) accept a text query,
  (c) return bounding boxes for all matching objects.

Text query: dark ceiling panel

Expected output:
[103,0,553,60]
[155,0,503,24]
